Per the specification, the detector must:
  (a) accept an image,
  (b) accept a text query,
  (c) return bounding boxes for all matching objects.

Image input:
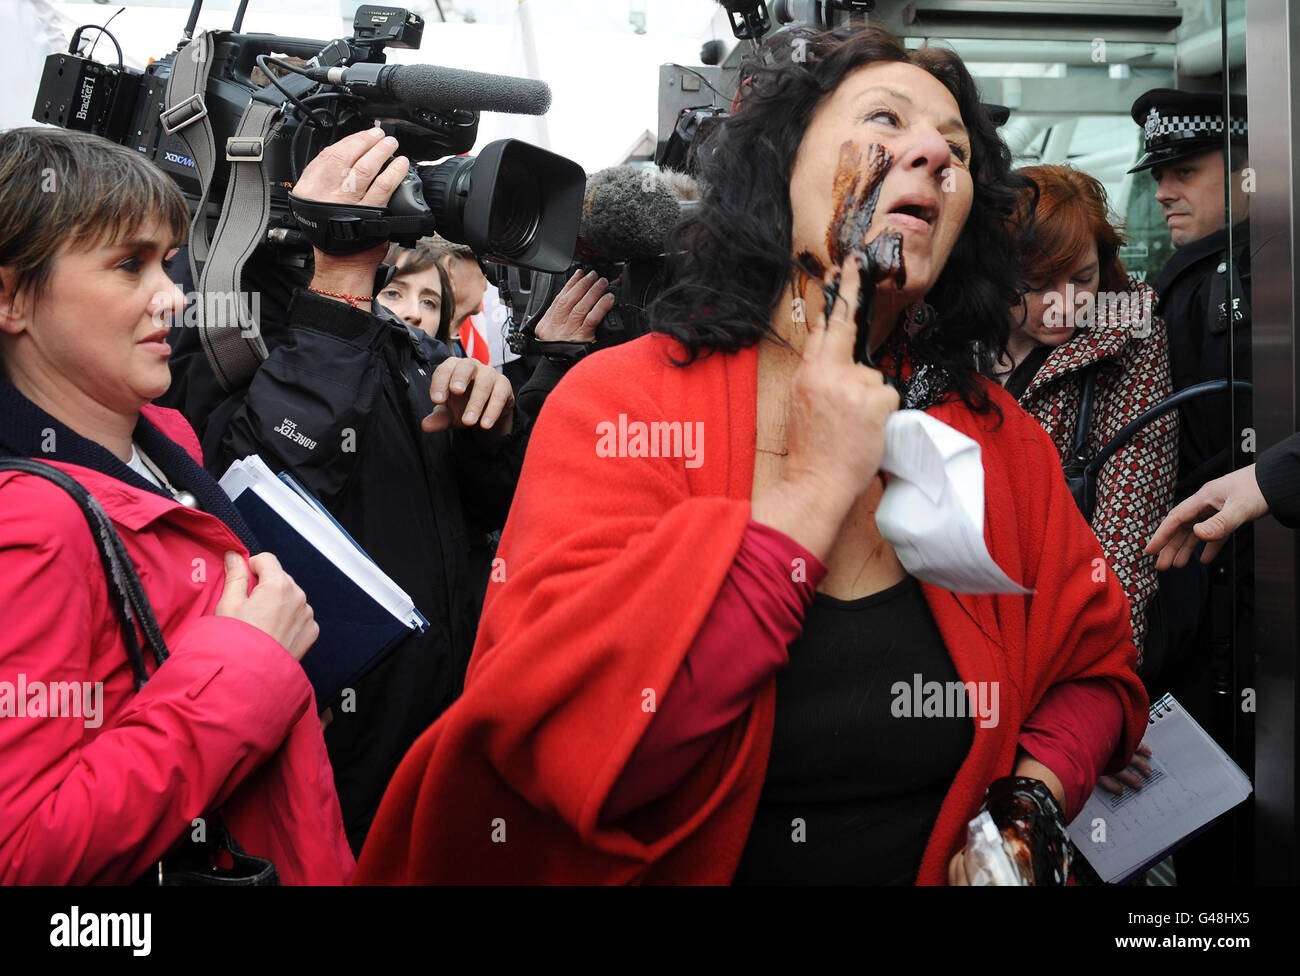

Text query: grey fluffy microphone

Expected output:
[315,62,552,115]
[579,166,695,262]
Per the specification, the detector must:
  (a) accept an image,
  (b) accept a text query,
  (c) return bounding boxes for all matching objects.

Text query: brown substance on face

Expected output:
[828,142,883,266]
[793,250,825,308]
[796,250,826,280]
[818,141,910,362]
[825,141,907,288]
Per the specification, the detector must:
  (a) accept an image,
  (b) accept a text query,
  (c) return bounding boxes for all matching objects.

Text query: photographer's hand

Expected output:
[294,126,410,310]
[423,357,516,438]
[535,269,616,343]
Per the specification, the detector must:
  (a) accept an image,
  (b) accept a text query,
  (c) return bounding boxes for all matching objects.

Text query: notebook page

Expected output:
[1067,694,1252,883]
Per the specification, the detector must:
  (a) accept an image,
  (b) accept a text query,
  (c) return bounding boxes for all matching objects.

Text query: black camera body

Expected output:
[657,1,879,170]
[33,3,583,277]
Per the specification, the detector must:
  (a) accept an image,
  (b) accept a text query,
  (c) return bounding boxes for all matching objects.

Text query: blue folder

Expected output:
[230,488,422,709]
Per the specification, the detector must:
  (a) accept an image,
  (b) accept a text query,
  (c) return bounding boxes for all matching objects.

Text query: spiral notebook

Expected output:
[1067,693,1252,883]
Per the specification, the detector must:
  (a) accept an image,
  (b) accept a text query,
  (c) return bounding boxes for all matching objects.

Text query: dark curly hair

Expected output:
[649,24,1031,414]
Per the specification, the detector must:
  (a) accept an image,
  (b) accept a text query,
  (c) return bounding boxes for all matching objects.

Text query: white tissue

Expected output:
[875,410,1032,595]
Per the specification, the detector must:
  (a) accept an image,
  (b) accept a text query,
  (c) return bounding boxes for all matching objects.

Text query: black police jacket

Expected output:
[201,288,529,852]
[1257,432,1300,528]
[1152,219,1252,498]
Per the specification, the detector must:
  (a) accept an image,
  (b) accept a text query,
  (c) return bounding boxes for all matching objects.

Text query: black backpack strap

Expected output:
[1070,364,1100,465]
[0,458,170,688]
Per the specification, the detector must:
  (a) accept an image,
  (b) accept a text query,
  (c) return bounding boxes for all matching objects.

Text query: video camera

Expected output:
[33,2,582,273]
[487,166,703,363]
[657,0,877,170]
[33,1,584,389]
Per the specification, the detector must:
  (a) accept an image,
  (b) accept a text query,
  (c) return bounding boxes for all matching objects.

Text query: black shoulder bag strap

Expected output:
[1062,363,1102,521]
[0,458,169,685]
[0,458,278,885]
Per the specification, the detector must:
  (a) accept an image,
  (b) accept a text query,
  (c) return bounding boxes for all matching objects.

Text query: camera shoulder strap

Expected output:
[195,99,282,390]
[161,32,217,284]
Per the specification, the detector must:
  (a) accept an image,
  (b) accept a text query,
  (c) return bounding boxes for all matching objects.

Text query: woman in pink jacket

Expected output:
[0,127,353,884]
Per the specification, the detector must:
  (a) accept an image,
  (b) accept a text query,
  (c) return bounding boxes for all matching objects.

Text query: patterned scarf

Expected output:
[877,325,956,412]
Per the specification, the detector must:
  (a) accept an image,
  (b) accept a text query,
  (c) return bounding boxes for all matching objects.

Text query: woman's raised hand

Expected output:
[786,255,899,500]
[751,255,900,560]
[214,552,319,662]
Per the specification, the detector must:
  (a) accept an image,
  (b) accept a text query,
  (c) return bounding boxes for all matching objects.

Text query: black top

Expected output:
[1003,345,1054,402]
[733,575,974,885]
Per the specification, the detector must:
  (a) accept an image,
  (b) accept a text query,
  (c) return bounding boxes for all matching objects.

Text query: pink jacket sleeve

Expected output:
[0,480,316,884]
[601,520,826,822]
[1017,679,1125,821]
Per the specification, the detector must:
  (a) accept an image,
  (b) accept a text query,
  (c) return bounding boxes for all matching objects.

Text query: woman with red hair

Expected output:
[998,164,1177,673]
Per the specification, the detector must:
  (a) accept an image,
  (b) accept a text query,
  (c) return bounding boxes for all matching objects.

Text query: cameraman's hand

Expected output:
[534,269,616,343]
[423,357,515,438]
[214,552,318,662]
[295,126,410,307]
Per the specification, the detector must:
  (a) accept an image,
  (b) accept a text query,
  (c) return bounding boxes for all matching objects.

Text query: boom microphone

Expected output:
[307,62,552,115]
[578,166,698,263]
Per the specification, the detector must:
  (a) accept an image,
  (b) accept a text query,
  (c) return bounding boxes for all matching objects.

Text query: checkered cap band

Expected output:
[1144,107,1249,141]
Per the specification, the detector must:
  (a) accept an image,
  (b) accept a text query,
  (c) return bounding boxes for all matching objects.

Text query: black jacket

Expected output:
[1257,433,1300,528]
[1153,220,1252,498]
[1147,222,1253,706]
[201,288,530,851]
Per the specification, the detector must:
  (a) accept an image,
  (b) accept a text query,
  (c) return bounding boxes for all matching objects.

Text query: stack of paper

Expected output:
[220,455,427,708]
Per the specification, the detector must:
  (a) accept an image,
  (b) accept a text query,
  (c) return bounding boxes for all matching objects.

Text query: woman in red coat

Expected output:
[0,127,353,883]
[358,25,1148,885]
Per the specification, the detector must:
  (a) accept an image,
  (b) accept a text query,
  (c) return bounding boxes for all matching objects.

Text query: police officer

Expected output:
[1130,88,1251,496]
[1129,87,1251,886]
